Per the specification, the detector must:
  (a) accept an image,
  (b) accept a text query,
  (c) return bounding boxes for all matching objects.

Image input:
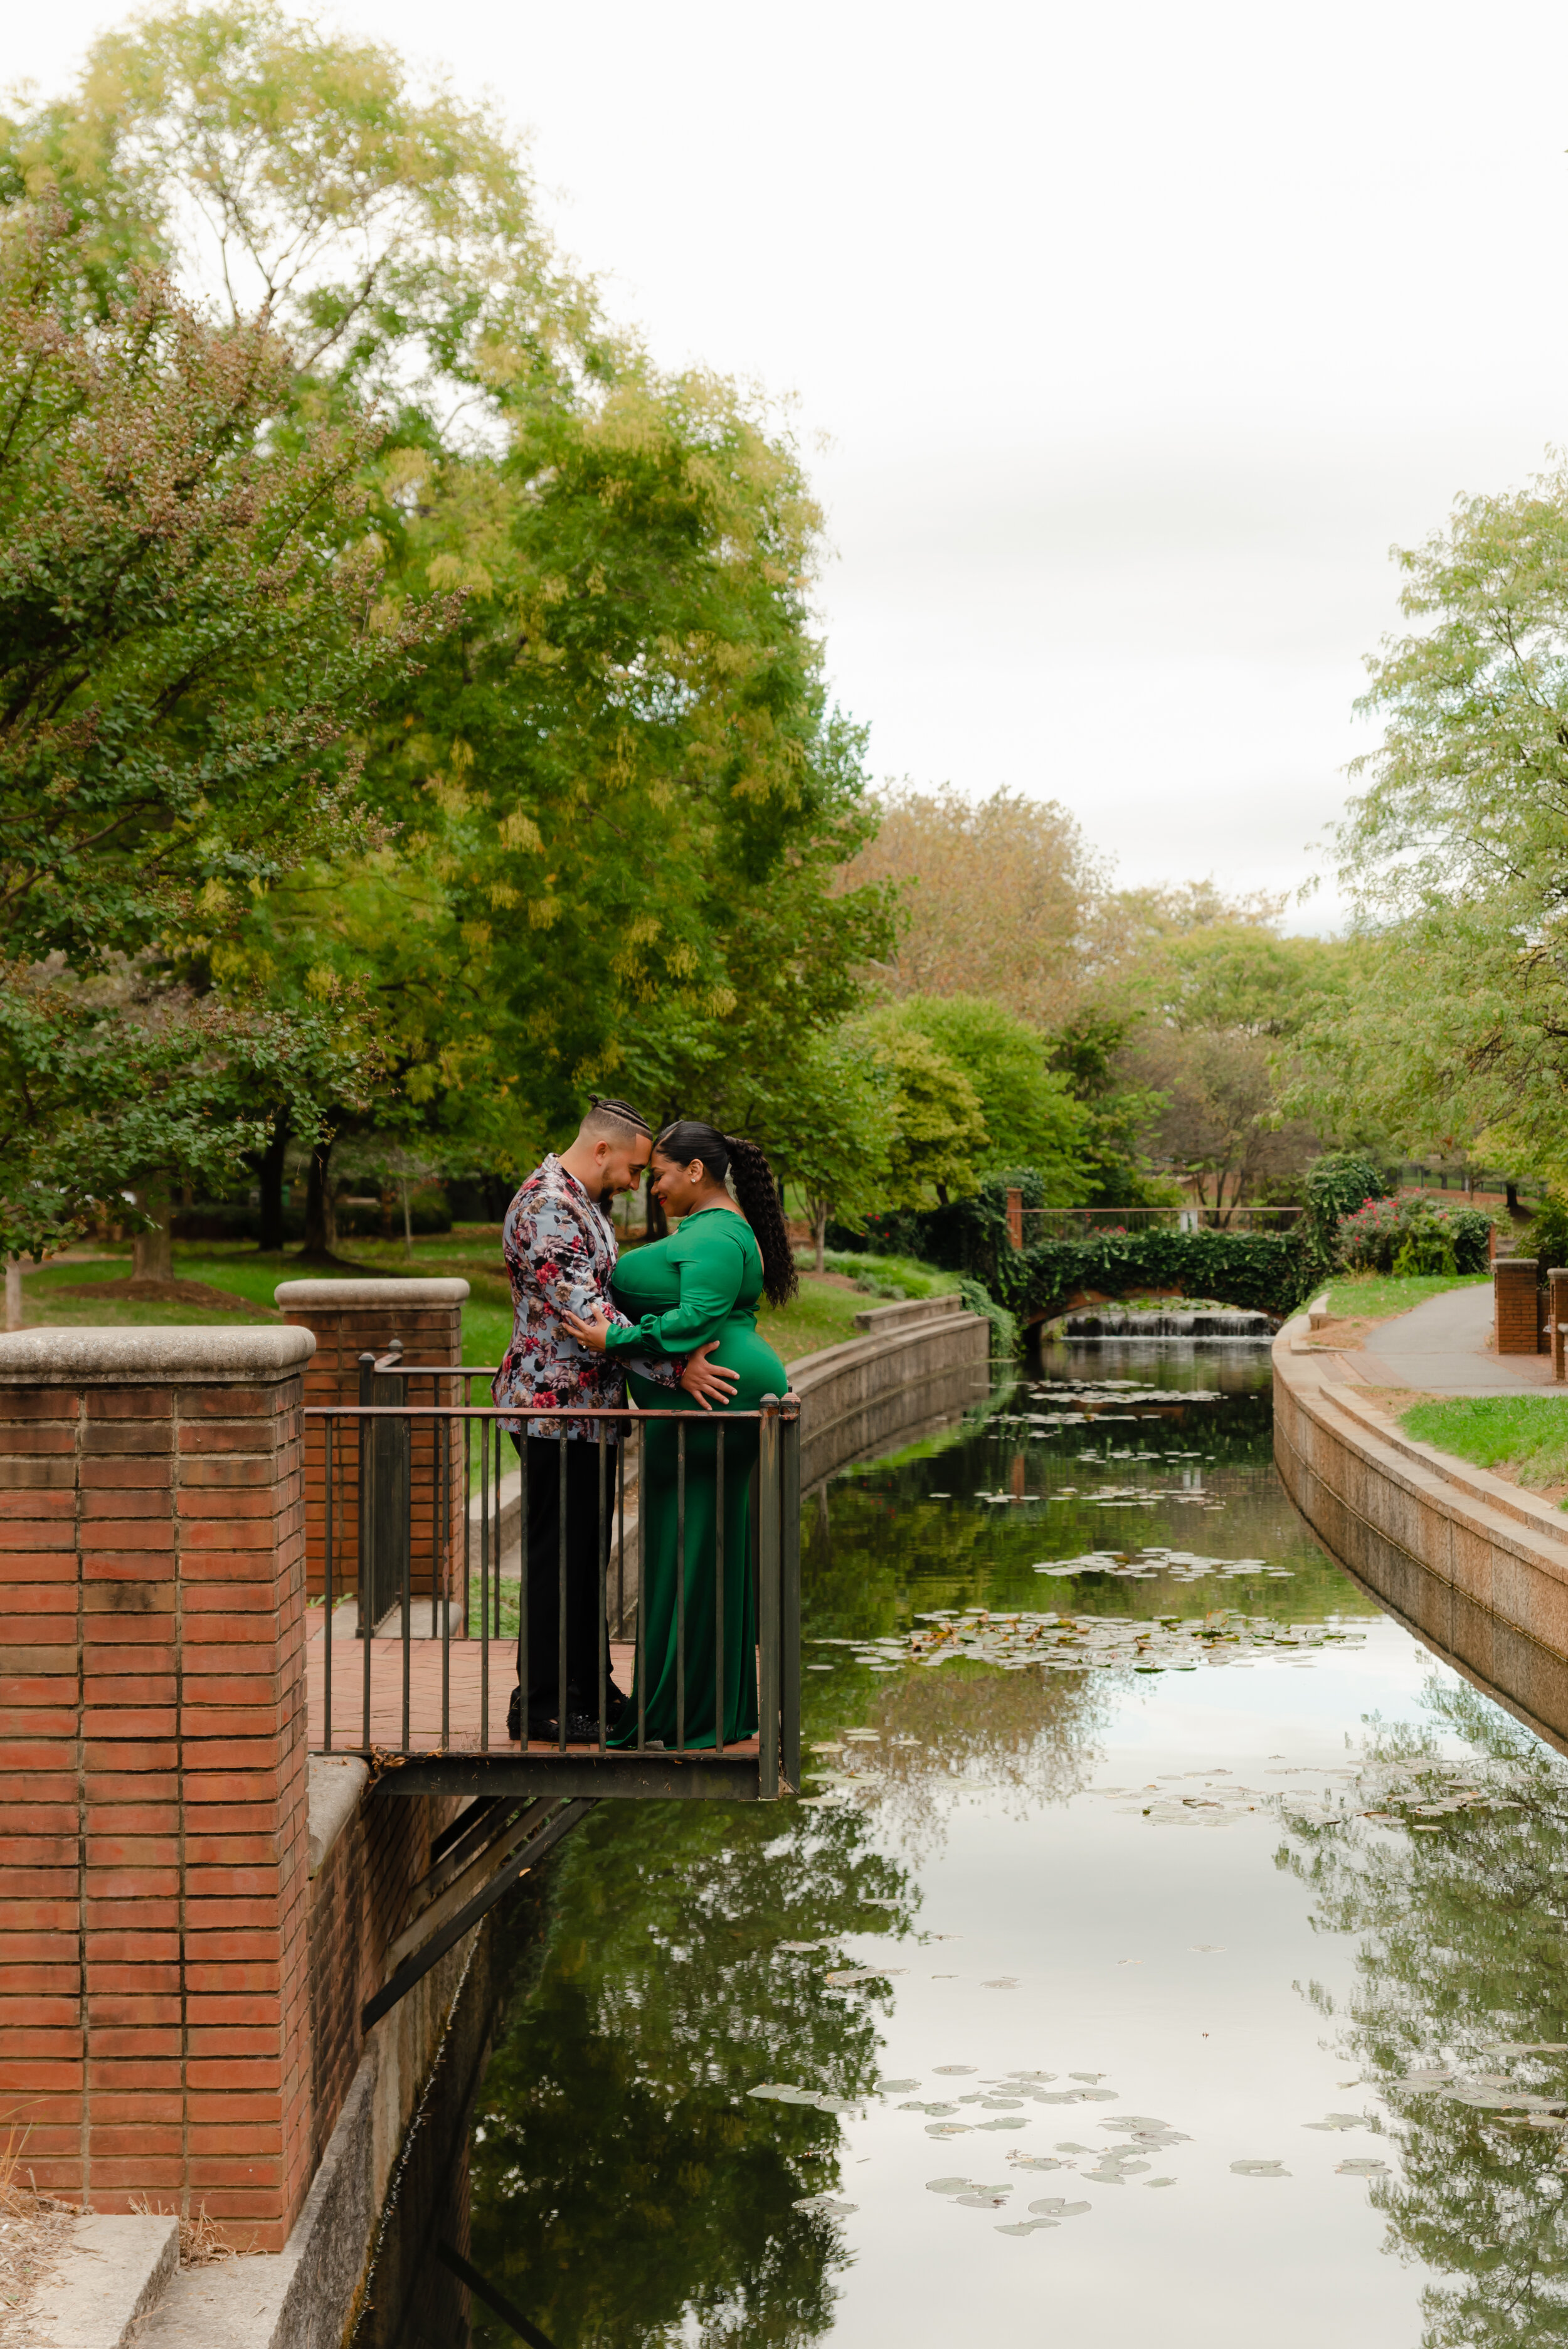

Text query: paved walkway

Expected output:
[1357,1280,1558,1391]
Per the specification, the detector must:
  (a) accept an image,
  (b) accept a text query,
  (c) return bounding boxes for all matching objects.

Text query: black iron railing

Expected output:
[307,1358,802,1800]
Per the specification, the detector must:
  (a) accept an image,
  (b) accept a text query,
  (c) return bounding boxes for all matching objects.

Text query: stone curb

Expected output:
[28,2214,179,2349]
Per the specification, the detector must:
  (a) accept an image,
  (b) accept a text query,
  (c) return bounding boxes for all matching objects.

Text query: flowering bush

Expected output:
[1335,1194,1494,1276]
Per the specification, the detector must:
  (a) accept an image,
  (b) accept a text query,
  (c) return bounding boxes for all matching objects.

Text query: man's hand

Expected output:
[679,1342,740,1411]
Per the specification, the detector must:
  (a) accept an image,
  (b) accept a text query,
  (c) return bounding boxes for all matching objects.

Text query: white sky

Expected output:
[12,0,1568,931]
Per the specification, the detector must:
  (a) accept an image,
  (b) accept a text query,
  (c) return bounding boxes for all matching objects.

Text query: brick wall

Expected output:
[0,1329,314,2251]
[275,1281,469,1608]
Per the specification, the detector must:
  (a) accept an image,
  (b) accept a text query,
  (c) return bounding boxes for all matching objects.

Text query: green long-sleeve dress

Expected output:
[604,1207,787,1749]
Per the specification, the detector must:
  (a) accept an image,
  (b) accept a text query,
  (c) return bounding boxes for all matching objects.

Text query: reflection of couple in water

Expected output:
[492,1096,794,1747]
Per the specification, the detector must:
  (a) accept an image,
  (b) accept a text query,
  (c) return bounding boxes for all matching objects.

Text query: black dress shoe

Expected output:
[507,1685,559,1743]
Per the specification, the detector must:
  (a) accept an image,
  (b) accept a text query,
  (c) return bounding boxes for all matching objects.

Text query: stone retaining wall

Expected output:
[787,1292,992,1493]
[1272,1317,1568,1754]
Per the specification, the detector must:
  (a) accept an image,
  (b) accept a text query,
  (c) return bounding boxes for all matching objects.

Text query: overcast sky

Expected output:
[12,0,1568,930]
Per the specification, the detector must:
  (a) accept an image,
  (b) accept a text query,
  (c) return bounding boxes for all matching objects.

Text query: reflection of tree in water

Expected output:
[467,1798,913,2349]
[1279,1683,1568,2348]
[812,1662,1106,1850]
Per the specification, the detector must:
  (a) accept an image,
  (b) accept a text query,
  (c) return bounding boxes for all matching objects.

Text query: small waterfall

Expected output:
[1058,1308,1277,1339]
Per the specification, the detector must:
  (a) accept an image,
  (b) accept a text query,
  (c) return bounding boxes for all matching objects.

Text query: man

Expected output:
[494,1096,737,1742]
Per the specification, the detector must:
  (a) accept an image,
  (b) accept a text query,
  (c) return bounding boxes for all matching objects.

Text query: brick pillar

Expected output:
[0,1326,314,2248]
[1495,1257,1541,1355]
[274,1281,470,1609]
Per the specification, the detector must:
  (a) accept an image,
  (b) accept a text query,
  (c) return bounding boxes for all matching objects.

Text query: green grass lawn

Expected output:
[16,1239,866,1370]
[1324,1272,1492,1321]
[1399,1394,1568,1500]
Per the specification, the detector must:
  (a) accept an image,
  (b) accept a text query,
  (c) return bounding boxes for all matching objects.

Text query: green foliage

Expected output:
[1002,1229,1308,1321]
[1300,464,1568,1165]
[1333,1192,1492,1276]
[879,994,1088,1190]
[0,203,434,1249]
[1305,1152,1389,1238]
[1522,1188,1568,1268]
[1045,1010,1175,1210]
[842,1008,988,1211]
[4,5,896,1216]
[958,1276,1018,1357]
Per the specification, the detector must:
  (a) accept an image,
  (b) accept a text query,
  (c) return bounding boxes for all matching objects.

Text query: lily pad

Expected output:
[934,2065,977,2076]
[925,2176,973,2193]
[926,2122,973,2136]
[1303,2114,1367,2131]
[1231,2160,1290,2177]
[792,2196,858,2215]
[749,2084,820,2104]
[995,2218,1061,2235]
[824,1966,907,1986]
[1028,2197,1090,2217]
[1337,2158,1390,2177]
[877,2077,921,2093]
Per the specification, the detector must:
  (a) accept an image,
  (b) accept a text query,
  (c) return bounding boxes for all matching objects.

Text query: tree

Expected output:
[842,1009,988,1209]
[881,994,1087,1196]
[1124,926,1332,1222]
[8,4,896,1230]
[837,784,1108,1024]
[1307,464,1568,1170]
[765,1036,894,1272]
[0,201,434,1258]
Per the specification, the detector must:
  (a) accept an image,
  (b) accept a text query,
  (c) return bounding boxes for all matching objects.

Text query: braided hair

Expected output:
[655,1120,798,1308]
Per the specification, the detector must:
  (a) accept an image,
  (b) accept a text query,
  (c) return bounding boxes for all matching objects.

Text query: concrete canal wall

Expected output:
[1272,1314,1568,1757]
[0,1282,992,2345]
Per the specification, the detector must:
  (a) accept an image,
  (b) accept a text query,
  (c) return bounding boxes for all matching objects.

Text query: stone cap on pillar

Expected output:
[275,1279,470,1307]
[0,1325,315,1384]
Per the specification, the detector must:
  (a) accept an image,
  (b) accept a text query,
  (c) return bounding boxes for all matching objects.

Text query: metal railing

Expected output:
[307,1354,802,1800]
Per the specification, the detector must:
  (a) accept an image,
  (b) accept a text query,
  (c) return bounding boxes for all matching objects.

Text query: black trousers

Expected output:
[512,1435,617,1714]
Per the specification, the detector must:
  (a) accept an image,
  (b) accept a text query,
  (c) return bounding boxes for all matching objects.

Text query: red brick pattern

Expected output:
[280,1293,468,1604]
[1495,1258,1542,1356]
[0,1370,310,2249]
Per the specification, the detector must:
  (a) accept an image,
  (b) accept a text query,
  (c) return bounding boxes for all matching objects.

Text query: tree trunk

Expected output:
[303,1138,336,1254]
[645,1170,667,1241]
[5,1258,22,1330]
[400,1177,413,1256]
[132,1178,174,1281]
[255,1109,290,1253]
[813,1203,827,1276]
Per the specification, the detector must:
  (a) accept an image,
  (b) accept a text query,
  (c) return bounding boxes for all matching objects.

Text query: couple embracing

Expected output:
[492,1096,794,1747]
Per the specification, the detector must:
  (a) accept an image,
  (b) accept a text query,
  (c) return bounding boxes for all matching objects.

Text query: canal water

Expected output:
[359,1343,1568,2349]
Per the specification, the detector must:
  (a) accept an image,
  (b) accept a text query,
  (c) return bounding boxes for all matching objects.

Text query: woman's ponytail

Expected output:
[723,1135,798,1309]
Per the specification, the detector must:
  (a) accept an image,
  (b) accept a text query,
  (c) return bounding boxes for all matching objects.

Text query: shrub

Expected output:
[1005,1229,1306,1321]
[1335,1194,1492,1275]
[1522,1189,1568,1268]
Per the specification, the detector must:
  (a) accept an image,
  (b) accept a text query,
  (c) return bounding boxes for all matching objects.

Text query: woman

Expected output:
[561,1119,794,1749]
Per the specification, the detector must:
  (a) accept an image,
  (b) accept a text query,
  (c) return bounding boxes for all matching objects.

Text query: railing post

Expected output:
[1006,1187,1024,1251]
[780,1391,802,1794]
[1550,1268,1568,1383]
[758,1394,781,1799]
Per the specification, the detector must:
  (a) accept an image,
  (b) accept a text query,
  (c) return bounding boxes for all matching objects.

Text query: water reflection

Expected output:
[1280,1682,1568,2348]
[466,1801,912,2348]
[357,1347,1568,2348]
